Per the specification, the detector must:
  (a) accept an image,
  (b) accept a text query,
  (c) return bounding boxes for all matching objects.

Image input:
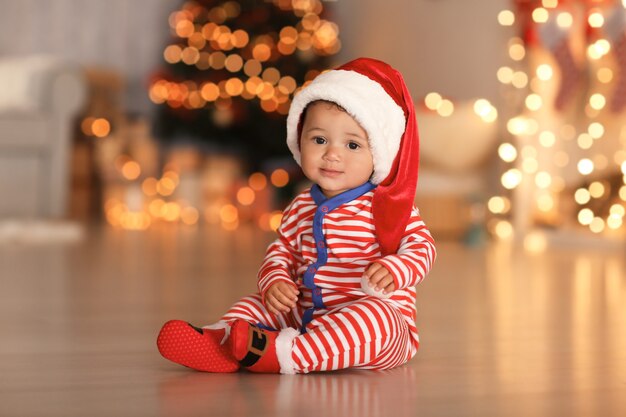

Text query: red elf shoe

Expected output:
[229,319,300,374]
[157,320,240,373]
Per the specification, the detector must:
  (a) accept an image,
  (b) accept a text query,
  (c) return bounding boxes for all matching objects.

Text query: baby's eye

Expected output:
[347,141,361,150]
[314,136,326,144]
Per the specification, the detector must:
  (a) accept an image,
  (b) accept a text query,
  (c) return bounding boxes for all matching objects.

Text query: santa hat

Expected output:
[286,57,420,256]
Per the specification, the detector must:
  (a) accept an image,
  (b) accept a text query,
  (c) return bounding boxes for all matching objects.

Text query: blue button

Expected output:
[317,241,325,248]
[314,288,322,295]
[308,266,316,273]
[321,206,329,213]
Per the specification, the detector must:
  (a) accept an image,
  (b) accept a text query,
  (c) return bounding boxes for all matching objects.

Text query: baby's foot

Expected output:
[157,320,240,372]
[229,320,281,373]
[229,320,300,374]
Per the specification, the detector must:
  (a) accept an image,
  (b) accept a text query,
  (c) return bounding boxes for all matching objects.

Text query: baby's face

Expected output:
[300,102,374,198]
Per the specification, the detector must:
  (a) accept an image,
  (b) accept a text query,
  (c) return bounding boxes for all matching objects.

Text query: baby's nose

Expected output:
[323,146,341,160]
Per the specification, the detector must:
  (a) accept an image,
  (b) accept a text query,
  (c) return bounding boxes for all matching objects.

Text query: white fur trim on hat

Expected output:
[286,69,406,184]
[275,327,300,374]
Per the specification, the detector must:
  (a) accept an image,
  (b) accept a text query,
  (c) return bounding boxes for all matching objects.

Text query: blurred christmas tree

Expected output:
[149,0,340,168]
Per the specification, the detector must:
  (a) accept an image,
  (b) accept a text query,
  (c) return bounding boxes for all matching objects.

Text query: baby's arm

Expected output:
[363,207,436,297]
[257,196,305,312]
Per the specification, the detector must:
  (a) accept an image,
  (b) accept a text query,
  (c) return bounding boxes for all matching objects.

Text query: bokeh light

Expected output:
[270,169,290,187]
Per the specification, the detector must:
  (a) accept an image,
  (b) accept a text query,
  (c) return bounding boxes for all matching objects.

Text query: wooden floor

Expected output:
[1,224,625,417]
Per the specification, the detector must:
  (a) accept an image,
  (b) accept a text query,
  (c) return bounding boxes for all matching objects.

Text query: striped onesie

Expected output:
[219,181,436,373]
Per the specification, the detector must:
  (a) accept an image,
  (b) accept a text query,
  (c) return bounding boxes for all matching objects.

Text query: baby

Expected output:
[157,57,436,374]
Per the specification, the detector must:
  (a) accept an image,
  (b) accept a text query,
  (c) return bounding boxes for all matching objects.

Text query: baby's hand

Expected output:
[362,263,396,295]
[264,282,299,315]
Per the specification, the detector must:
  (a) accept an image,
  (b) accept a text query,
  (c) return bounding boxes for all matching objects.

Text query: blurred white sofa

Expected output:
[416,101,499,239]
[0,55,86,218]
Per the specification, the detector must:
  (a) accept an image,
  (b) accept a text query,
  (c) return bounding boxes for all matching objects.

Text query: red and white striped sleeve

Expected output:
[256,195,309,299]
[373,207,436,290]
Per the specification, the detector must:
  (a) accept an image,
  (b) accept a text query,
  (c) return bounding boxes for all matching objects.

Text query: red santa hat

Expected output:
[286,57,420,256]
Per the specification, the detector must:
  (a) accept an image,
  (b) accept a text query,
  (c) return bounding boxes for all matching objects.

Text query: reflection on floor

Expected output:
[0,225,625,417]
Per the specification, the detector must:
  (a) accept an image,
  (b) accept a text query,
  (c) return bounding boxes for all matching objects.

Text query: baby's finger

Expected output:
[274,290,296,309]
[374,275,393,290]
[265,297,280,315]
[266,293,288,313]
[287,285,300,296]
[382,282,396,294]
[269,292,292,312]
[367,268,389,286]
[363,263,382,278]
[278,283,298,299]
[268,304,280,315]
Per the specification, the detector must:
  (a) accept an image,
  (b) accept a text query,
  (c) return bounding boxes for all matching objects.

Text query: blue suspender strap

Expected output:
[300,181,377,333]
[302,308,315,332]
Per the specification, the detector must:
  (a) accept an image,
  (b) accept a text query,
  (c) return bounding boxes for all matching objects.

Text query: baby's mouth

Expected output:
[320,168,342,177]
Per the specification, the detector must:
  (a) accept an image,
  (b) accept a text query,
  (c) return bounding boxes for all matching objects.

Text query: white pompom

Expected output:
[360,275,393,299]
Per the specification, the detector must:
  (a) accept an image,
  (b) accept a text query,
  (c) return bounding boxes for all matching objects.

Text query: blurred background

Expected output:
[2,2,626,415]
[1,0,625,249]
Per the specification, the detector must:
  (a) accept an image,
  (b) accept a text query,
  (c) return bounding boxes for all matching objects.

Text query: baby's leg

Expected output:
[157,293,298,372]
[212,293,299,331]
[290,298,416,373]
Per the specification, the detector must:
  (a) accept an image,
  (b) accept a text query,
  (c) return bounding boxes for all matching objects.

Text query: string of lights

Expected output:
[489,0,626,245]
